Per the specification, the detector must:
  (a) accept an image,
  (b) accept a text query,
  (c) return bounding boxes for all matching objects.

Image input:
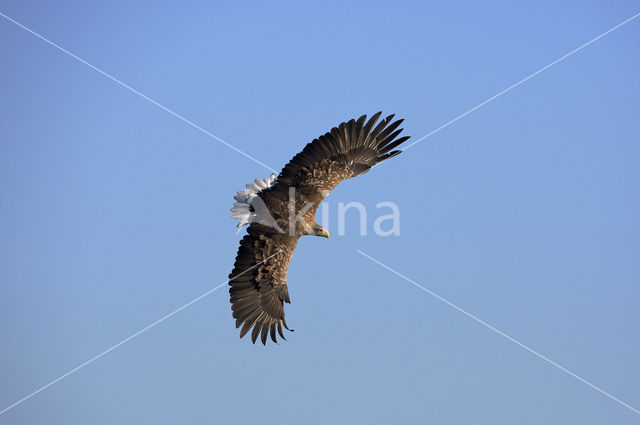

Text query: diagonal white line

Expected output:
[0,251,281,416]
[0,281,225,415]
[401,12,640,153]
[0,11,277,173]
[356,249,640,416]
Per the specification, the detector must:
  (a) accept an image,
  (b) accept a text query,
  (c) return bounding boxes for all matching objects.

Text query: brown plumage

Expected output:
[228,112,410,344]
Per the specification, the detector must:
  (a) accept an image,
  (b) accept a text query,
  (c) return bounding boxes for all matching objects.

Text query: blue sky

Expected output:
[1,1,639,424]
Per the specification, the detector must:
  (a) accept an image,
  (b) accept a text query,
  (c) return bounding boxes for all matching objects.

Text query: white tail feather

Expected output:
[230,173,276,228]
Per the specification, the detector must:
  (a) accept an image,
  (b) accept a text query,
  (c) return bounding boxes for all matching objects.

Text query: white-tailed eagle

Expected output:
[228,112,409,344]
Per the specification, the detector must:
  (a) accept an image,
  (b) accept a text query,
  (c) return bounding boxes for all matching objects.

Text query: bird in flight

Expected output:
[228,112,409,344]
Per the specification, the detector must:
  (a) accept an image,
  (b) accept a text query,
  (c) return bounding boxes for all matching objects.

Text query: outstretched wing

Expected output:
[228,223,298,344]
[270,112,410,205]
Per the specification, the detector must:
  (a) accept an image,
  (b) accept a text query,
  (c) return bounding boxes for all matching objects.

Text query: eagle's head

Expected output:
[311,225,330,238]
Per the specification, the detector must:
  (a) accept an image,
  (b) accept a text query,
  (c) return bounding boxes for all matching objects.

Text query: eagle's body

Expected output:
[229,113,409,344]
